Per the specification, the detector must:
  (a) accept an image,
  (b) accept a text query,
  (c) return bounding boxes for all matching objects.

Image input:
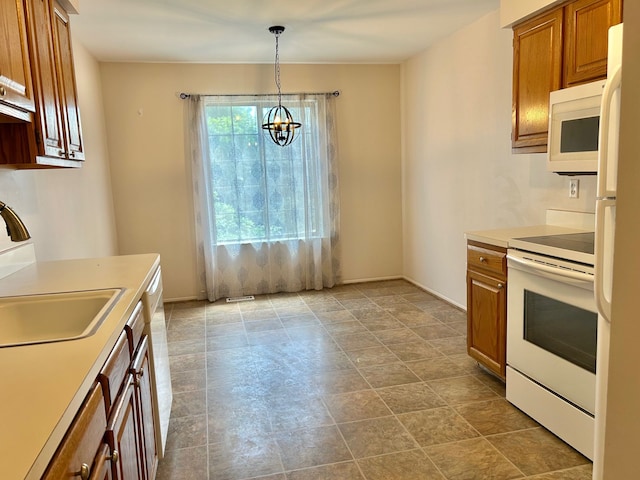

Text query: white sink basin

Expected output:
[0,288,123,348]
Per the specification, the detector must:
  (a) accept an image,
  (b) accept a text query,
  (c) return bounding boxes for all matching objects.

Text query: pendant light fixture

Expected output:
[262,26,301,147]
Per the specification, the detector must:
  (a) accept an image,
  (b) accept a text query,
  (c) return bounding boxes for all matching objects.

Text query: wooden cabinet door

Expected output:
[52,0,84,161]
[0,0,34,116]
[563,0,623,87]
[25,0,65,158]
[131,336,158,480]
[106,376,145,480]
[42,383,108,480]
[467,269,507,379]
[512,8,563,152]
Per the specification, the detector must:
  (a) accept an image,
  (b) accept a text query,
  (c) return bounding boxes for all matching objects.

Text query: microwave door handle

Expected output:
[597,65,622,200]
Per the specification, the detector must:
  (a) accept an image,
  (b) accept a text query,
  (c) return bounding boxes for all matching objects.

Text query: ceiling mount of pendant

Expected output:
[268,26,285,35]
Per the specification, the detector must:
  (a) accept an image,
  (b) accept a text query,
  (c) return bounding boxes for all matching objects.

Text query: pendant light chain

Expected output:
[274,31,282,108]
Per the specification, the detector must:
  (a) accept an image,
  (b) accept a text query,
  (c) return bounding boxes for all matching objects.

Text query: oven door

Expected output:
[507,250,597,414]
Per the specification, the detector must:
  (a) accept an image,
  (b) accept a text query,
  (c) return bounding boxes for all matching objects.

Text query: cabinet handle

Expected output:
[479,256,487,263]
[497,283,504,289]
[69,151,75,158]
[58,150,66,157]
[108,449,120,464]
[76,463,90,480]
[134,369,144,387]
[0,86,6,97]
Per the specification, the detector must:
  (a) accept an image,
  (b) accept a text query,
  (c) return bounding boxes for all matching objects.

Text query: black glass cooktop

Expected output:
[514,232,595,255]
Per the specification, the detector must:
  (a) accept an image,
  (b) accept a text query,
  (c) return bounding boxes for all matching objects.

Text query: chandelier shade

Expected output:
[261,26,302,147]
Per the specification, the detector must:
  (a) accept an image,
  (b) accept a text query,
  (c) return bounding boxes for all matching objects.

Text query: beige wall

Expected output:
[0,40,118,260]
[499,0,563,27]
[99,63,402,301]
[401,9,597,307]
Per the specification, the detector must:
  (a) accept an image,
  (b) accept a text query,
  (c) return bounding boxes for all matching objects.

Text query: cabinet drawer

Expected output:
[467,242,507,277]
[42,383,107,479]
[98,331,131,416]
[125,301,145,354]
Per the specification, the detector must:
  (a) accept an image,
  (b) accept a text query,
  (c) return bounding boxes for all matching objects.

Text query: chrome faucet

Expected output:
[0,201,31,242]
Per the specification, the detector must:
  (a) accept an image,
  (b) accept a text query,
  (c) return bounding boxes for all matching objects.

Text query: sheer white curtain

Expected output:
[187,93,341,301]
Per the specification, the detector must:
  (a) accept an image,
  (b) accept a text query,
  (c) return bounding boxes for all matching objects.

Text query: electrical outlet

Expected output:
[569,178,579,199]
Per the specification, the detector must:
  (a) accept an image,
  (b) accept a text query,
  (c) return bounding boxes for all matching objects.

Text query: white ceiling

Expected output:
[70,0,499,64]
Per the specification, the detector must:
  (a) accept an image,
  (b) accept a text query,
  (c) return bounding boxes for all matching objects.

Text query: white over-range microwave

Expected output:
[547,79,606,175]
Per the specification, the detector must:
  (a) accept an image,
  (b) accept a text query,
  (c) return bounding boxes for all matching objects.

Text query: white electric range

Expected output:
[506,230,597,460]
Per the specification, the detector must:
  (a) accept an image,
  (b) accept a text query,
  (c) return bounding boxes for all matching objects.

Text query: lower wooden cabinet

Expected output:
[41,383,109,480]
[131,336,159,480]
[106,376,145,480]
[466,241,507,380]
[43,301,158,480]
[105,302,157,480]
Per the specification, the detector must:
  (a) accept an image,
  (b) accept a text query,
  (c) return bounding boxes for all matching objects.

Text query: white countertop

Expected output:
[0,254,160,480]
[465,224,592,249]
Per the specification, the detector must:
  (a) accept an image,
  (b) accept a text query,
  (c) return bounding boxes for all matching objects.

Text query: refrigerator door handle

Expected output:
[594,63,621,325]
[597,65,622,200]
[595,198,615,323]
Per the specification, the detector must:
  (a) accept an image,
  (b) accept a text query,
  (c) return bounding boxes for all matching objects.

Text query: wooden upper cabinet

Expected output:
[25,0,65,158]
[511,0,623,153]
[0,0,35,117]
[52,0,84,160]
[0,0,84,168]
[563,0,623,87]
[512,8,563,153]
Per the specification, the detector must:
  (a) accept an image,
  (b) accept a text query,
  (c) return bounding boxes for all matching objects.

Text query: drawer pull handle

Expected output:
[77,463,90,480]
[58,150,66,157]
[0,86,6,97]
[108,449,120,464]
[497,283,504,289]
[479,256,487,263]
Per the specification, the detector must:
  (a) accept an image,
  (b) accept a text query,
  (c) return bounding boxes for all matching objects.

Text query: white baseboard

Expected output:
[402,276,466,311]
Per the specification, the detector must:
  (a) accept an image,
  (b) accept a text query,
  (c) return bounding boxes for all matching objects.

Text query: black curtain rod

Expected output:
[179,91,340,99]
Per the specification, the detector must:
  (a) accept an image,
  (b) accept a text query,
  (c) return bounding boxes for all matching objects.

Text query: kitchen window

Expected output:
[187,93,341,301]
[203,99,324,244]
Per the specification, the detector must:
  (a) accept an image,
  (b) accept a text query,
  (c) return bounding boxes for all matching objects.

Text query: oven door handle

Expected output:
[507,255,594,287]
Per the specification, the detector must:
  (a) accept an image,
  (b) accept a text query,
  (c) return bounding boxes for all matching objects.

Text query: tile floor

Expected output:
[156,280,592,480]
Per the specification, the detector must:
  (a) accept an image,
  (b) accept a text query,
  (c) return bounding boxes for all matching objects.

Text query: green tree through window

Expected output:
[204,98,324,245]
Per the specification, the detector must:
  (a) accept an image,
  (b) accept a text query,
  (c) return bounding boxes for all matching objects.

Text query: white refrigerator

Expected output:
[593,23,623,480]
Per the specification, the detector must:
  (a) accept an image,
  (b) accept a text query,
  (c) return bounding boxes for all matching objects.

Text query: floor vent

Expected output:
[226,295,255,303]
